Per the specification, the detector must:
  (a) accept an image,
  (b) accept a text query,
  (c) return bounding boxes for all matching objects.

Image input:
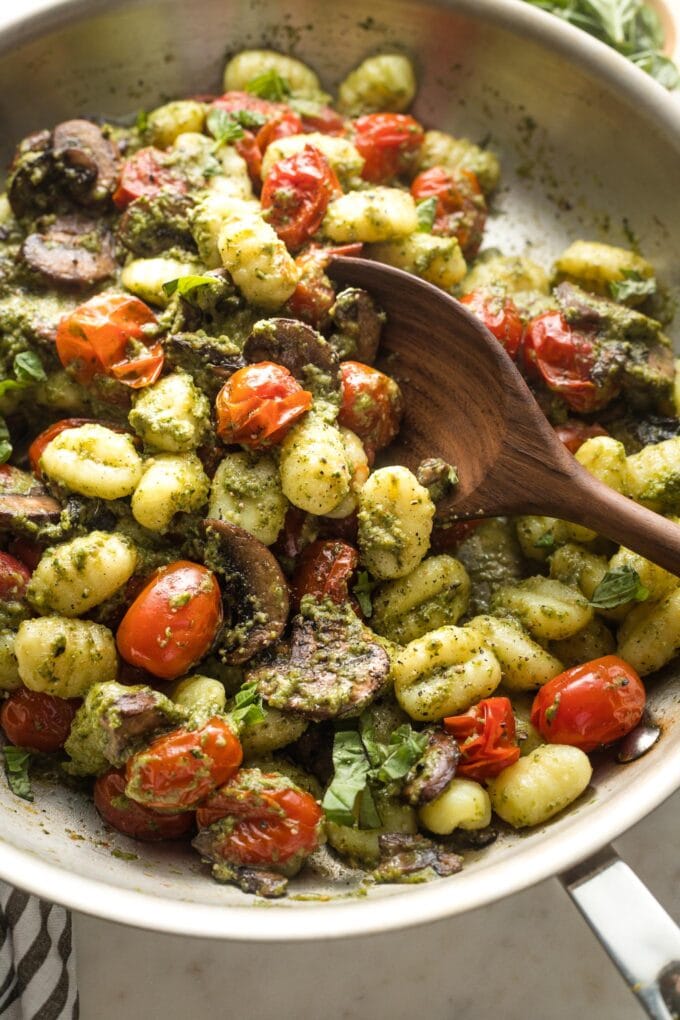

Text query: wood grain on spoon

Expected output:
[329,256,680,577]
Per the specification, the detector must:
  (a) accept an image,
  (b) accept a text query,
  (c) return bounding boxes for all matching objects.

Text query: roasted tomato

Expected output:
[56,293,163,389]
[255,109,303,152]
[125,716,243,811]
[554,420,609,455]
[411,166,487,258]
[112,147,186,209]
[285,243,363,327]
[0,688,78,753]
[430,519,484,553]
[291,539,359,611]
[0,551,31,601]
[531,655,646,752]
[211,90,283,120]
[94,769,195,841]
[261,146,342,251]
[299,105,346,135]
[443,696,520,781]
[215,362,312,449]
[338,361,404,458]
[116,561,223,680]
[195,768,324,869]
[353,113,424,183]
[459,290,524,359]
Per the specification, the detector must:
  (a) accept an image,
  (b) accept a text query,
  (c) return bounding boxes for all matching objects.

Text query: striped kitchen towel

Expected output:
[0,883,78,1019]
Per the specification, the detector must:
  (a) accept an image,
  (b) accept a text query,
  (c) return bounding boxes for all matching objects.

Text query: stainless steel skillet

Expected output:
[0,0,679,1014]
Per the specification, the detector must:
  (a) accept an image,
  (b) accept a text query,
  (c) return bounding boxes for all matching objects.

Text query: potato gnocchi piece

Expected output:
[358,466,435,580]
[575,435,629,494]
[27,533,138,617]
[0,632,21,692]
[368,233,466,290]
[239,706,309,758]
[554,240,654,301]
[488,744,592,829]
[491,576,593,641]
[550,617,616,668]
[15,617,118,698]
[419,777,492,835]
[337,53,417,116]
[121,256,201,307]
[516,514,595,556]
[617,587,680,675]
[40,424,143,499]
[626,438,680,511]
[324,427,370,520]
[209,451,288,546]
[394,625,502,721]
[455,517,524,615]
[465,615,563,691]
[461,253,549,297]
[279,413,351,516]
[371,555,470,645]
[146,100,206,147]
[217,210,300,309]
[210,147,255,199]
[131,453,210,532]
[608,546,678,604]
[223,49,321,96]
[323,188,418,244]
[191,193,258,268]
[129,371,210,453]
[548,543,609,602]
[416,129,500,193]
[171,675,226,721]
[261,133,365,186]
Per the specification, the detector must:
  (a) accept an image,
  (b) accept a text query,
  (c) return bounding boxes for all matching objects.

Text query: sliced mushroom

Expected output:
[402,728,460,806]
[201,518,289,665]
[52,119,120,204]
[328,287,386,364]
[117,191,196,257]
[165,332,246,397]
[7,130,54,218]
[21,215,116,287]
[99,686,186,765]
[244,318,341,397]
[416,458,459,504]
[373,832,463,881]
[248,598,390,720]
[0,464,62,529]
[203,858,288,898]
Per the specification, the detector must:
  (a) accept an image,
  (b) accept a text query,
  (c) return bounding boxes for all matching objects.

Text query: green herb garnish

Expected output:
[534,532,556,549]
[352,571,378,618]
[322,730,373,826]
[246,69,291,101]
[361,723,429,783]
[162,275,220,299]
[609,270,657,303]
[416,197,438,233]
[206,107,246,148]
[590,565,650,608]
[0,351,47,399]
[3,746,33,802]
[135,109,149,134]
[0,417,12,465]
[229,682,266,728]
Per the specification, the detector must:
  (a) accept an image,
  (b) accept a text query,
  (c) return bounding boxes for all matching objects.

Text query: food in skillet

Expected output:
[0,47,677,897]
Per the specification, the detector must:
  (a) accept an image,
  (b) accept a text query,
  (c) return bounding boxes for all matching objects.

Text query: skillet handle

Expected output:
[561,846,680,1018]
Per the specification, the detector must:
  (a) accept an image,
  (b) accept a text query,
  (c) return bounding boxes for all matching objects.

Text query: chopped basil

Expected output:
[361,723,428,783]
[416,197,437,233]
[229,682,266,728]
[352,571,377,618]
[206,107,246,147]
[0,351,47,398]
[3,746,33,802]
[534,532,556,549]
[609,270,657,304]
[322,730,372,826]
[246,69,291,101]
[162,275,220,299]
[590,566,650,609]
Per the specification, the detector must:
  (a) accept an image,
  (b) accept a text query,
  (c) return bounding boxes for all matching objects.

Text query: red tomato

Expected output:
[261,146,342,251]
[94,769,195,841]
[530,655,646,752]
[411,167,487,258]
[112,147,186,210]
[338,361,404,457]
[255,109,303,152]
[28,418,131,477]
[284,243,363,327]
[459,290,524,359]
[125,717,242,811]
[554,421,609,455]
[0,687,78,753]
[56,293,163,389]
[212,91,282,119]
[7,539,42,572]
[212,94,302,185]
[430,519,484,553]
[522,311,617,413]
[300,106,346,135]
[0,551,31,601]
[444,696,520,780]
[291,539,359,611]
[196,768,323,868]
[215,362,312,449]
[235,132,263,184]
[353,113,424,183]
[116,561,223,680]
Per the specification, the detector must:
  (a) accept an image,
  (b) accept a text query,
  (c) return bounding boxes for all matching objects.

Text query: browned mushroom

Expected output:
[195,855,288,898]
[243,318,341,397]
[373,832,463,881]
[21,215,116,287]
[247,599,390,720]
[402,728,460,806]
[328,287,386,363]
[98,686,186,764]
[201,518,289,665]
[52,120,120,204]
[117,191,196,257]
[0,464,62,529]
[7,130,54,218]
[165,333,246,398]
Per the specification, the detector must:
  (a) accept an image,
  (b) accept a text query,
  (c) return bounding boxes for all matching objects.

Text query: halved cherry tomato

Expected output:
[261,145,342,251]
[215,362,312,449]
[531,655,646,752]
[290,539,359,611]
[112,147,187,210]
[554,420,609,455]
[300,105,346,135]
[94,769,195,841]
[125,717,242,811]
[212,91,282,119]
[56,293,163,389]
[284,243,363,327]
[0,687,79,753]
[444,696,520,780]
[353,113,424,183]
[7,539,42,572]
[459,290,524,359]
[0,551,31,601]
[411,167,487,258]
[211,93,301,184]
[196,768,323,868]
[338,361,404,458]
[116,561,223,680]
[235,131,263,183]
[255,109,303,152]
[28,418,131,477]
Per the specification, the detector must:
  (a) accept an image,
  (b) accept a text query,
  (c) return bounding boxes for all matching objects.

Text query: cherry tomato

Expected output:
[125,717,242,811]
[211,94,301,185]
[116,561,223,680]
[56,293,163,389]
[212,91,282,119]
[94,769,195,841]
[530,655,646,752]
[261,146,342,251]
[28,418,131,477]
[0,551,31,601]
[291,539,359,611]
[112,147,187,210]
[7,539,42,572]
[353,113,425,183]
[411,166,487,258]
[0,687,78,753]
[459,290,524,359]
[554,421,609,455]
[443,696,520,780]
[215,362,312,449]
[255,109,303,152]
[300,105,346,135]
[338,361,404,457]
[284,243,363,327]
[196,768,324,868]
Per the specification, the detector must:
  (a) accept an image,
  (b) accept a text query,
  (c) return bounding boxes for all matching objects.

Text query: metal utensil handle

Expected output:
[561,847,680,1018]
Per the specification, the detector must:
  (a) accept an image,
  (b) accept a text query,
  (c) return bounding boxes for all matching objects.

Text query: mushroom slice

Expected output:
[201,518,289,665]
[402,728,460,806]
[194,854,289,898]
[21,215,116,287]
[244,318,341,397]
[248,598,390,720]
[7,130,54,218]
[165,333,246,397]
[0,464,62,529]
[328,287,386,364]
[52,119,120,204]
[373,832,463,882]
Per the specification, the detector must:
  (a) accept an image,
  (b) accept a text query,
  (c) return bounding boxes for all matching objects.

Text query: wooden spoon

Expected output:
[328,256,680,575]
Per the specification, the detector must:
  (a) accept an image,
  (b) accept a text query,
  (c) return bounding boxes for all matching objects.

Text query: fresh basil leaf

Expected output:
[246,69,291,101]
[14,351,46,385]
[375,724,429,782]
[3,746,33,802]
[416,197,437,233]
[321,730,371,826]
[162,275,219,299]
[357,784,382,828]
[229,682,266,728]
[534,532,556,549]
[352,571,377,618]
[234,109,267,130]
[0,417,11,464]
[609,270,657,303]
[206,107,245,146]
[135,109,149,134]
[590,565,650,609]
